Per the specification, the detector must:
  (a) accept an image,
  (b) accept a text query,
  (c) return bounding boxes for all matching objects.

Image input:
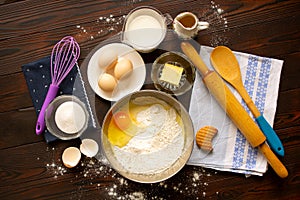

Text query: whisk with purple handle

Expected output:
[36,36,80,135]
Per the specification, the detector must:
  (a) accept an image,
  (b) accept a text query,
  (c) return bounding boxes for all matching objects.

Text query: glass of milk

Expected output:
[122,6,169,53]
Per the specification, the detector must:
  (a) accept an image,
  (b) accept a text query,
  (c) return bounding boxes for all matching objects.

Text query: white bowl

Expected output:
[87,43,146,101]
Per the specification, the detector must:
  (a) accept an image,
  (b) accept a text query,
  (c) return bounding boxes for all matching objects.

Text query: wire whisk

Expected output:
[36,36,80,135]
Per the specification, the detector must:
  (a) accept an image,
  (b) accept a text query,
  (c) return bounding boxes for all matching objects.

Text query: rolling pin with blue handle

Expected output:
[181,42,288,178]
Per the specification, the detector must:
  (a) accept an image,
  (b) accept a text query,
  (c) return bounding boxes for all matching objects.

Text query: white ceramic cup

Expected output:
[122,6,169,53]
[173,12,209,39]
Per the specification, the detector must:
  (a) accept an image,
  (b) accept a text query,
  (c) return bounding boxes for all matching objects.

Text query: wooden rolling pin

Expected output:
[181,42,288,178]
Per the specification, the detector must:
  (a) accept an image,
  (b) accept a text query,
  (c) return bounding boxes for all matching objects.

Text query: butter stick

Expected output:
[160,63,183,86]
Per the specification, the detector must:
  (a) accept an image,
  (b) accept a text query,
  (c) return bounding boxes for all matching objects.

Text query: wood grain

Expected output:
[0,0,299,199]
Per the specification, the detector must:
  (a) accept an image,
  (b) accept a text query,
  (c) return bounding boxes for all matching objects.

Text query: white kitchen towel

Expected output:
[187,46,283,176]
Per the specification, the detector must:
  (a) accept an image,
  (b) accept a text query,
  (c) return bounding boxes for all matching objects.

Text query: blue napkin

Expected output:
[22,56,79,143]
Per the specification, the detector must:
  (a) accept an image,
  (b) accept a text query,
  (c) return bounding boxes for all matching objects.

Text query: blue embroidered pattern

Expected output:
[245,57,272,169]
[255,58,271,112]
[232,55,258,168]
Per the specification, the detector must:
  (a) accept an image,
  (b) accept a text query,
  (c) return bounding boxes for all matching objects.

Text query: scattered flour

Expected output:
[45,145,218,199]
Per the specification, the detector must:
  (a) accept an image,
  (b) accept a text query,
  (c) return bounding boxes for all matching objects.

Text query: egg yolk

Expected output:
[107,111,136,147]
[113,111,131,130]
[107,114,132,148]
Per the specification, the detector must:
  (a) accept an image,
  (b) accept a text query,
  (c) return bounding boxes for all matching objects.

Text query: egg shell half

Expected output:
[80,139,99,157]
[62,147,81,168]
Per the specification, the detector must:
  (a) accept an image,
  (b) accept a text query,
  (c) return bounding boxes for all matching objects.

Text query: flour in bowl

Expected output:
[113,104,184,174]
[55,101,86,134]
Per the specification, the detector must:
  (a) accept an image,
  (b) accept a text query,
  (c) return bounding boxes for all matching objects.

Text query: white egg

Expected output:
[114,58,133,79]
[98,50,117,69]
[80,139,99,157]
[62,147,81,168]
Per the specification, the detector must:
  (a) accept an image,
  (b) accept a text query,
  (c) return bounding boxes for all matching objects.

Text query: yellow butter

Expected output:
[159,63,183,86]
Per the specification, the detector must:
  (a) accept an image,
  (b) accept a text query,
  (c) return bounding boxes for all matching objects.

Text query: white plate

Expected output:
[87,43,146,101]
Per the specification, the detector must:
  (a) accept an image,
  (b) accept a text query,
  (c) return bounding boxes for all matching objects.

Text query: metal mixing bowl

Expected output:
[101,90,194,183]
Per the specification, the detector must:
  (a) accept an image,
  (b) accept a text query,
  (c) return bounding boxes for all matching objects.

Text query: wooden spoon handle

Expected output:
[235,84,261,117]
[259,143,288,178]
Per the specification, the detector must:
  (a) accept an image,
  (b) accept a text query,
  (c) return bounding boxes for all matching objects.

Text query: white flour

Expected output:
[55,101,86,134]
[113,104,184,174]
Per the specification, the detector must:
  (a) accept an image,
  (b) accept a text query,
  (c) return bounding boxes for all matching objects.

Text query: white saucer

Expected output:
[87,43,146,101]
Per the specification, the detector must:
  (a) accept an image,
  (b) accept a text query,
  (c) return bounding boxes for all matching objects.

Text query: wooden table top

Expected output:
[1,0,299,199]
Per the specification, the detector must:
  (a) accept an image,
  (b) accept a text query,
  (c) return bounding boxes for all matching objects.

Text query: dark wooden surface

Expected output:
[0,0,299,199]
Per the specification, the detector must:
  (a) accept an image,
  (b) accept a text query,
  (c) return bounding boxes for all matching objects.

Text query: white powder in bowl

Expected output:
[113,104,184,174]
[55,101,86,134]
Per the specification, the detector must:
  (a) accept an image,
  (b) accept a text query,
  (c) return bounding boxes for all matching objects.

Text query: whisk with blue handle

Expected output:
[36,36,80,135]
